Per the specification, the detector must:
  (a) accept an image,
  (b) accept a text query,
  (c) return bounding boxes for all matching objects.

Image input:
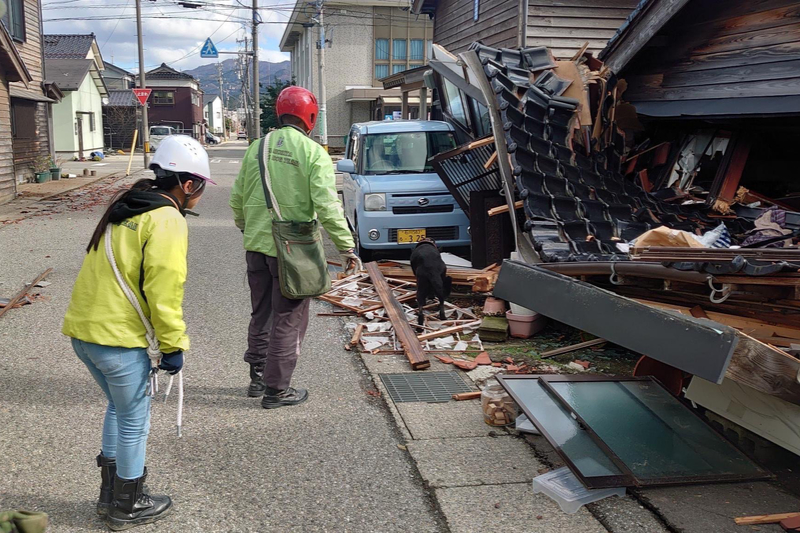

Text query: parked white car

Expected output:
[149,126,175,150]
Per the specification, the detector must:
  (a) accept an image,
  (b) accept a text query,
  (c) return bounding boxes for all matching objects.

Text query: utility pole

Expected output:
[135,0,149,166]
[251,0,260,140]
[217,62,226,139]
[316,0,328,150]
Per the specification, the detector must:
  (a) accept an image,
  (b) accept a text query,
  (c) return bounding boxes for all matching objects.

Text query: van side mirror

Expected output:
[337,159,356,173]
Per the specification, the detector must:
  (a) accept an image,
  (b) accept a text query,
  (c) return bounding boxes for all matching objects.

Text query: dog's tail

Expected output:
[443,275,453,297]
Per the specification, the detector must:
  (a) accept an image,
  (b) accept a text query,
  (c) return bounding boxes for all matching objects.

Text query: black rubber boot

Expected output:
[96,453,116,516]
[261,386,309,409]
[247,363,266,398]
[105,469,172,531]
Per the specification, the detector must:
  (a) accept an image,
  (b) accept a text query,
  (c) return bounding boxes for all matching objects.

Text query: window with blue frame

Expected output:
[375,64,389,80]
[375,39,389,61]
[392,39,407,60]
[410,40,424,61]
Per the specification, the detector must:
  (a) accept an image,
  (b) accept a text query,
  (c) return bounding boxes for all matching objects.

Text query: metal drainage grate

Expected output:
[379,372,473,403]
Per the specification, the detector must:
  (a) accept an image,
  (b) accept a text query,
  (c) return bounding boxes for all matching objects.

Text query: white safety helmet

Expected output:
[149,135,215,184]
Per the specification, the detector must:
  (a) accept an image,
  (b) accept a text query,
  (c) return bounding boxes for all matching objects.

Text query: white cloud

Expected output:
[42,0,291,71]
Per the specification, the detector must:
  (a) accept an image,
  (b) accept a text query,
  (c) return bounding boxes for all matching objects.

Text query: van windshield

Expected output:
[362,131,455,175]
[150,127,171,136]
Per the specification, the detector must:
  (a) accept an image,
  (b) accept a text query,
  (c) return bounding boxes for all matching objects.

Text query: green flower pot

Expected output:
[35,171,51,183]
[50,167,61,181]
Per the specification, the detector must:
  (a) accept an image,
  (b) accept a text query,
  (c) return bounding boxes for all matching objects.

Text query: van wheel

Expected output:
[353,218,372,262]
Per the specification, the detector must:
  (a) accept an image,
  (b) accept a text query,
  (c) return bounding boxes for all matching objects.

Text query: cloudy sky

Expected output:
[41,0,293,72]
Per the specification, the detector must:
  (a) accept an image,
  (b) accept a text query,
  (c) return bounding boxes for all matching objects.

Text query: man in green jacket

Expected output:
[230,86,361,409]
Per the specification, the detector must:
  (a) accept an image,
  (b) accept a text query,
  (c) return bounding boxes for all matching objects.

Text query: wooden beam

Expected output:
[0,268,53,320]
[540,338,607,359]
[483,151,498,170]
[417,320,482,342]
[467,136,495,150]
[350,324,364,348]
[452,391,482,401]
[487,200,523,217]
[365,262,430,370]
[735,512,800,526]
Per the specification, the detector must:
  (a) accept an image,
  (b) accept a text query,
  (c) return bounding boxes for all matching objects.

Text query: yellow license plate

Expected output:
[397,229,426,243]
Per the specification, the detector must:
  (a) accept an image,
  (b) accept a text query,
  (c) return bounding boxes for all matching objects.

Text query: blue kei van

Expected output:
[337,120,470,260]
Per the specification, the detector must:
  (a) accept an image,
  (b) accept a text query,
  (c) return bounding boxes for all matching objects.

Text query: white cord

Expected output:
[104,224,184,436]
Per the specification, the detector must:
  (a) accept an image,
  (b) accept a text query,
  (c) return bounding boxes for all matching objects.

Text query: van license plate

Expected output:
[397,229,426,243]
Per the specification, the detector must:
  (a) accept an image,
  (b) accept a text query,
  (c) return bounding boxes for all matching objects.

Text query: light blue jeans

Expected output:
[72,338,151,480]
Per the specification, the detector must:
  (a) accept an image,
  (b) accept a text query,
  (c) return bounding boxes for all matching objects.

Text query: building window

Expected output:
[442,78,468,127]
[375,39,389,61]
[89,113,95,132]
[10,100,36,138]
[410,40,424,61]
[154,91,174,105]
[375,64,389,80]
[392,64,405,75]
[191,92,199,107]
[2,0,25,42]
[392,39,406,60]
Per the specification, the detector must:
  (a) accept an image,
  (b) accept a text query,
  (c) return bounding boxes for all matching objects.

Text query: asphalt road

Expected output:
[0,141,445,532]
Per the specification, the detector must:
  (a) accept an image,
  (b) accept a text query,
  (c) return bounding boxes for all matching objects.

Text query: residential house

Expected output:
[599,0,800,208]
[203,94,223,135]
[411,0,638,58]
[139,63,204,140]
[103,89,138,151]
[280,0,434,149]
[103,62,135,90]
[0,0,60,204]
[44,34,108,158]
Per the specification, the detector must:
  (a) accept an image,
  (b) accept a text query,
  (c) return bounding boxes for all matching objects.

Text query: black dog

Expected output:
[410,239,452,325]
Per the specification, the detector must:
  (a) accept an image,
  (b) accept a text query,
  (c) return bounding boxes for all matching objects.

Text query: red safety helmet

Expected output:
[275,86,319,132]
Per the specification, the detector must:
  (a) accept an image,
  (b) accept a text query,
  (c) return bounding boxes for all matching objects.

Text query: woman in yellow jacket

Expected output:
[62,136,213,531]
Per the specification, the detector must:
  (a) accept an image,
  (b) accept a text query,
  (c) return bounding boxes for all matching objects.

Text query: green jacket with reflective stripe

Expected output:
[230,126,354,257]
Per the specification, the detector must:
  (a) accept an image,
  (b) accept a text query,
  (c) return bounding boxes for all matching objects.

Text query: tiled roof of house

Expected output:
[146,63,195,80]
[107,89,137,107]
[44,59,92,90]
[203,94,219,106]
[44,34,96,59]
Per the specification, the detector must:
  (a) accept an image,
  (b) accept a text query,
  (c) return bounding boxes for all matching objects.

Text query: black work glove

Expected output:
[159,351,184,374]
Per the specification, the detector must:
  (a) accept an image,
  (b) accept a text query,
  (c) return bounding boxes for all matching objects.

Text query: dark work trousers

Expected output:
[244,251,311,390]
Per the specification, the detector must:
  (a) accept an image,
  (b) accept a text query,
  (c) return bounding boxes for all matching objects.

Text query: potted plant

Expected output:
[50,157,64,181]
[32,155,52,183]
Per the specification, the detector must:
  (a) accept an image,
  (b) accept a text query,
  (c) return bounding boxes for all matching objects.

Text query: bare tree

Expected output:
[103,106,138,150]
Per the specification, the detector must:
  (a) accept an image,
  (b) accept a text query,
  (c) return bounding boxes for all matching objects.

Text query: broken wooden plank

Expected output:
[483,151,498,170]
[735,512,800,526]
[365,262,430,370]
[540,338,607,359]
[350,324,364,348]
[452,391,482,401]
[467,136,494,150]
[417,320,483,342]
[487,200,523,217]
[0,268,53,320]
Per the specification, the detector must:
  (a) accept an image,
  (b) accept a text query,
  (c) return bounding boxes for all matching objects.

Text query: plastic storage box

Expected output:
[532,466,625,514]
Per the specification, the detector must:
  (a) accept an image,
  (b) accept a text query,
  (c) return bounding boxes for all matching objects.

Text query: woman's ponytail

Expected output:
[86,178,157,252]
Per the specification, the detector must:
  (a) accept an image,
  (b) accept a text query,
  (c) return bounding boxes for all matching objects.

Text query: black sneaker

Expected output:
[247,363,266,398]
[261,387,309,409]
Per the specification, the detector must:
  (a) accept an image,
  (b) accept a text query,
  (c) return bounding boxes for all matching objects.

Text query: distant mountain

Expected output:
[183,58,291,107]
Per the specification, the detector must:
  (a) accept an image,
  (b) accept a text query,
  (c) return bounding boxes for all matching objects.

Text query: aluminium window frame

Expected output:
[497,374,772,489]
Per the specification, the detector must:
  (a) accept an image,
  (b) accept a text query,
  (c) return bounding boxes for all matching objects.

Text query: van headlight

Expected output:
[364,193,386,211]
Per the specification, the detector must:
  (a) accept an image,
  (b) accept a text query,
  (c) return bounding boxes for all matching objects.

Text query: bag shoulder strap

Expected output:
[257,132,282,220]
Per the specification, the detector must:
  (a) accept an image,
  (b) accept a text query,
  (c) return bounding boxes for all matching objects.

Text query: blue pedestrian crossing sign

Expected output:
[200,38,218,58]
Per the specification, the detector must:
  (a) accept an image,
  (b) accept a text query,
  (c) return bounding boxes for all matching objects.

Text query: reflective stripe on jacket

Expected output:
[62,206,190,353]
[229,126,354,257]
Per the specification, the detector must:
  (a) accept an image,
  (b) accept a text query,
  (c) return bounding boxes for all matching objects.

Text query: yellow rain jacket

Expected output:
[230,125,354,257]
[63,194,190,353]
